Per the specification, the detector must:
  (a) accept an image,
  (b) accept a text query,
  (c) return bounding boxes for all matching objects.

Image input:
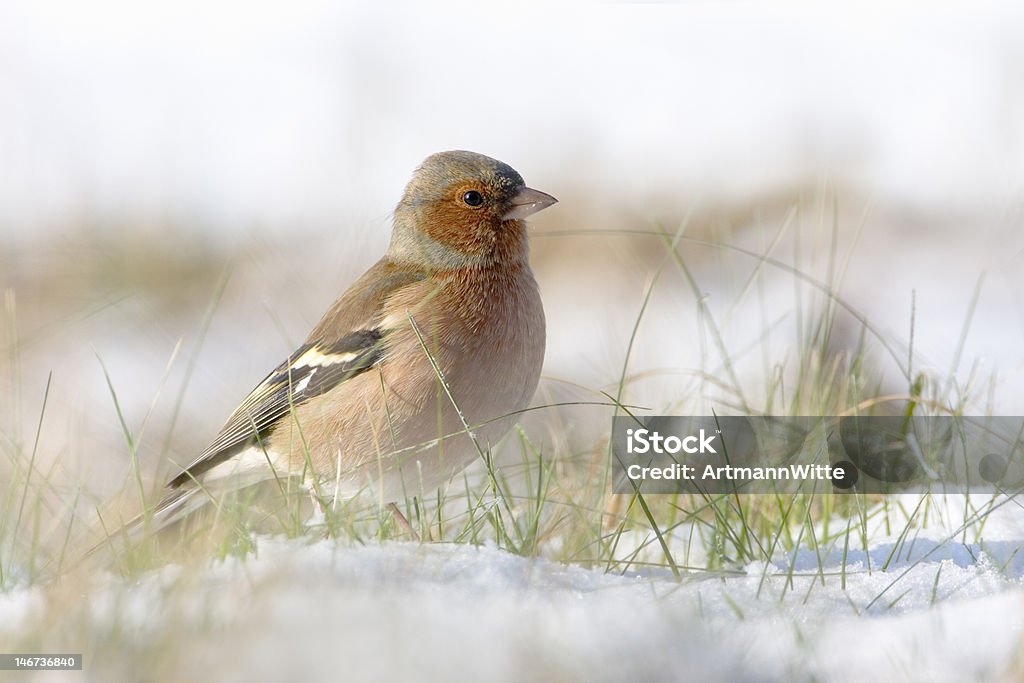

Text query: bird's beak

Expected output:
[503,186,558,220]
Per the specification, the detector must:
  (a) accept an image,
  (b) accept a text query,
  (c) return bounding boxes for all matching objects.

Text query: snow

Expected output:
[3,496,1024,681]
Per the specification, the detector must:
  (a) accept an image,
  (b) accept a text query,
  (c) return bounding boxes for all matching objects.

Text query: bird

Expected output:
[99,150,555,549]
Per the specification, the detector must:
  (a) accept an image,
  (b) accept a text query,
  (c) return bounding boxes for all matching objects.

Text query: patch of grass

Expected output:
[0,197,1008,613]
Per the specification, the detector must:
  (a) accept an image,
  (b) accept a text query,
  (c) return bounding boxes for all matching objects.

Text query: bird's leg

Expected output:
[305,437,343,538]
[307,488,329,536]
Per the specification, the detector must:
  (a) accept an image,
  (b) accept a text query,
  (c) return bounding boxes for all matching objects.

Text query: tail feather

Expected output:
[78,486,207,568]
[74,445,287,569]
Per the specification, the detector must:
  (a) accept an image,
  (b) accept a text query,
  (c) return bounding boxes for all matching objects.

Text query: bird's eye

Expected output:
[462,190,484,207]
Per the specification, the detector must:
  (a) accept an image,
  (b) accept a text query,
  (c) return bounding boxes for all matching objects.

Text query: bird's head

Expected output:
[390,151,557,269]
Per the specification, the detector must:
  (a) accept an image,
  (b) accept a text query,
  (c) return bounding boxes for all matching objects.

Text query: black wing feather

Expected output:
[167,329,384,488]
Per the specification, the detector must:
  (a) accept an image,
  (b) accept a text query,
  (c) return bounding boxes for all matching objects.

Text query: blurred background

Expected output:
[1,1,1023,505]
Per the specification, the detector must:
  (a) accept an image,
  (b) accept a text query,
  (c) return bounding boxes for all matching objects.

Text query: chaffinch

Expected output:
[133,150,556,535]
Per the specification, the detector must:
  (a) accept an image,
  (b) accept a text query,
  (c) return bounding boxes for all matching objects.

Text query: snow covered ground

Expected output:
[2,495,1024,682]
